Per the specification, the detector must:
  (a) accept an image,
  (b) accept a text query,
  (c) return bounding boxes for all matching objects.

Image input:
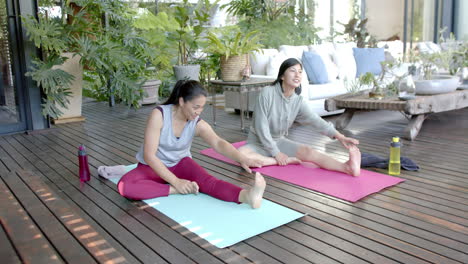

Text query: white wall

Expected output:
[365,0,404,40]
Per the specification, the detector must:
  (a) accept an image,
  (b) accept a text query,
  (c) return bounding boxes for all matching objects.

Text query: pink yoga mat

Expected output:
[200,141,405,202]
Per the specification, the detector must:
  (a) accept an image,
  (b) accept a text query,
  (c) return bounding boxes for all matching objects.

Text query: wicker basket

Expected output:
[220,54,248,81]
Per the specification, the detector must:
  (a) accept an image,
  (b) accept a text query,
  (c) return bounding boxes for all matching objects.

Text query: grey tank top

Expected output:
[135,104,200,167]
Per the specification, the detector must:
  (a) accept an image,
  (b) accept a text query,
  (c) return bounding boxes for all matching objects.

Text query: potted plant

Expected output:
[205,26,263,81]
[22,0,154,121]
[358,61,402,99]
[169,0,218,81]
[133,9,178,104]
[338,17,377,48]
[410,49,460,95]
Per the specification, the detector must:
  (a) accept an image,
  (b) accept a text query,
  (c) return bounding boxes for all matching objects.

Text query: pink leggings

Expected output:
[117,157,242,203]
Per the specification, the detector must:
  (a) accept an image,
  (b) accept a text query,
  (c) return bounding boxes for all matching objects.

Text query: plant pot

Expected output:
[220,54,247,81]
[173,65,200,81]
[415,75,460,95]
[140,79,161,105]
[52,52,85,124]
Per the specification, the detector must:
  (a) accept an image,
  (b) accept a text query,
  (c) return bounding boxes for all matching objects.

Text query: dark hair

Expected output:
[273,58,302,95]
[162,80,207,105]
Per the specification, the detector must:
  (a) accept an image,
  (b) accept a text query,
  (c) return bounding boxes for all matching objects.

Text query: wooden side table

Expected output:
[209,78,275,132]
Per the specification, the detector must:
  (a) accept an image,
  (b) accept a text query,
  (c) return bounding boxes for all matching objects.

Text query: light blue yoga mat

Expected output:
[108,164,304,248]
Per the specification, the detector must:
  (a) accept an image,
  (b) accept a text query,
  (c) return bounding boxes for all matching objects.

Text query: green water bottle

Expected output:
[389,137,401,175]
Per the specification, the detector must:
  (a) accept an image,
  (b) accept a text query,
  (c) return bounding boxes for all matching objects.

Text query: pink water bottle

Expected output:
[78,144,91,182]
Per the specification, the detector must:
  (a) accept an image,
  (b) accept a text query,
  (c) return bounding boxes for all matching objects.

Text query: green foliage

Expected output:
[205,26,263,59]
[408,30,467,79]
[439,32,468,75]
[359,72,375,85]
[356,60,403,97]
[133,10,178,80]
[158,79,174,99]
[22,16,67,54]
[338,18,377,48]
[228,1,320,48]
[194,53,221,86]
[25,56,73,118]
[22,0,154,118]
[168,0,218,65]
[223,0,292,22]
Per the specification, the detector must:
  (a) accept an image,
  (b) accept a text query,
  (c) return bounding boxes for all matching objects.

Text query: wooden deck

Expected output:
[1,99,467,264]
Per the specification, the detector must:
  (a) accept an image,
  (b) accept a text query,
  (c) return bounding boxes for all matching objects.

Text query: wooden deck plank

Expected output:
[0,137,171,264]
[0,166,63,263]
[0,218,21,264]
[14,128,248,264]
[191,152,451,264]
[14,169,137,264]
[1,169,98,264]
[2,100,468,263]
[52,122,301,264]
[191,141,468,243]
[81,103,468,264]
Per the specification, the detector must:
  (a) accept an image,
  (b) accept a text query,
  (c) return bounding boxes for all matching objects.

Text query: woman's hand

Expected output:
[239,155,263,173]
[275,152,289,166]
[174,179,199,195]
[336,133,359,149]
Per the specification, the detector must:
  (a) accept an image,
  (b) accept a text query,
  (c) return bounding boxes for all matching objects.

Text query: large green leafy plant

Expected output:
[133,10,177,82]
[205,26,263,59]
[22,0,154,118]
[223,0,320,48]
[170,0,217,65]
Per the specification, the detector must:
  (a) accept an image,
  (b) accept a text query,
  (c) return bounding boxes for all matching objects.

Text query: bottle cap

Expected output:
[78,144,87,156]
[392,137,400,143]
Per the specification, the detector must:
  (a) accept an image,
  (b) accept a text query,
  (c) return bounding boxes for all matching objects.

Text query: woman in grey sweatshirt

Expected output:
[239,58,361,176]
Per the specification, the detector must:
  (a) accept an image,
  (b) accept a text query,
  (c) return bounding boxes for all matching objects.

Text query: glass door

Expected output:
[0,0,26,134]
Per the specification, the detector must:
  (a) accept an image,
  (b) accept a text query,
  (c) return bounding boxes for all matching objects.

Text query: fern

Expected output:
[205,27,263,59]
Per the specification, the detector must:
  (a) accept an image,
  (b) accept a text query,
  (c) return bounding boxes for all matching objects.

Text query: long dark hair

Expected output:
[162,80,207,105]
[273,58,302,95]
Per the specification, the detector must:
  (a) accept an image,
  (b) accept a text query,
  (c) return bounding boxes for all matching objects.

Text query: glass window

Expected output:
[0,0,19,125]
[411,0,436,42]
[314,0,331,40]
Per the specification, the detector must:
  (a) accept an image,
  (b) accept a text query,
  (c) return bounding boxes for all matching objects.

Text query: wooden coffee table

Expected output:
[325,89,468,140]
[210,78,275,132]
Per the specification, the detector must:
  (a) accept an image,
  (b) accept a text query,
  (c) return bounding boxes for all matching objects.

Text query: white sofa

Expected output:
[224,41,405,116]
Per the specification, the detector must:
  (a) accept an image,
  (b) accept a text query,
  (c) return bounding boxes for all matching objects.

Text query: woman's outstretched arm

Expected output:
[196,120,262,173]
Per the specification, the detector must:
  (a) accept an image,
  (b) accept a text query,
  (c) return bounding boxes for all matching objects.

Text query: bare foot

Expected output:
[345,145,361,176]
[287,157,301,165]
[247,172,266,209]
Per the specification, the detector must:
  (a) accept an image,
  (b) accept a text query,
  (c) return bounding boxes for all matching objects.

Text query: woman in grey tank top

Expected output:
[118,80,266,209]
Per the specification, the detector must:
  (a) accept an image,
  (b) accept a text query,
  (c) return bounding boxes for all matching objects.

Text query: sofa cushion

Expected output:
[377,40,404,60]
[278,45,309,59]
[303,80,347,100]
[265,51,288,77]
[250,49,279,75]
[333,42,357,81]
[353,47,385,76]
[309,43,339,82]
[302,51,328,84]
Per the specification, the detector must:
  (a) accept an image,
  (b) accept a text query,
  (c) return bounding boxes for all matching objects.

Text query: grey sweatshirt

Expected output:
[249,82,338,156]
